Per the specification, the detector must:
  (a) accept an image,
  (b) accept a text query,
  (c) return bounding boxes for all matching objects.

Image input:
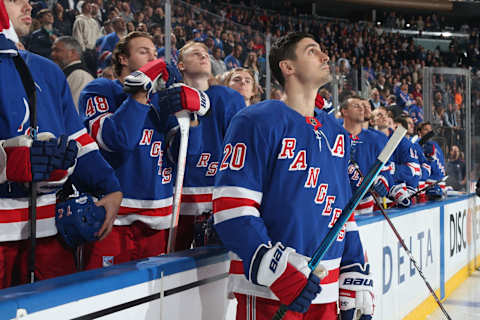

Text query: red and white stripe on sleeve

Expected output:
[212,186,262,224]
[88,113,114,152]
[69,128,99,158]
[407,161,421,177]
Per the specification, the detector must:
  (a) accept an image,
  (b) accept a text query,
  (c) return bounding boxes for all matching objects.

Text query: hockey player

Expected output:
[173,41,246,250]
[417,122,446,199]
[340,96,392,214]
[0,0,122,288]
[78,32,207,268]
[373,106,421,207]
[213,32,374,319]
[407,116,432,203]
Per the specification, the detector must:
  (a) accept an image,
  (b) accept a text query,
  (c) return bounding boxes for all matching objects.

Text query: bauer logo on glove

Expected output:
[55,194,106,248]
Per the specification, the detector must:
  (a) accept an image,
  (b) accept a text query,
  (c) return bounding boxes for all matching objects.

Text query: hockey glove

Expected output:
[372,175,389,197]
[339,263,374,320]
[426,184,443,201]
[250,242,322,313]
[123,58,178,95]
[315,93,324,109]
[156,83,210,116]
[388,183,411,207]
[0,133,78,183]
[476,178,480,197]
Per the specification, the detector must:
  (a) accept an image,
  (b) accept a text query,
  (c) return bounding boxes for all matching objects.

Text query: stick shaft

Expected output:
[167,111,190,253]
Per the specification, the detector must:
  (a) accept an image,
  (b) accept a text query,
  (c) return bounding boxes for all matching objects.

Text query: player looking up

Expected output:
[213,32,374,320]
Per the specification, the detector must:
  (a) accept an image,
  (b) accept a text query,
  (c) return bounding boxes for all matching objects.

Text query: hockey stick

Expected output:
[272,127,406,320]
[409,175,448,200]
[13,55,38,284]
[166,110,190,253]
[353,166,452,320]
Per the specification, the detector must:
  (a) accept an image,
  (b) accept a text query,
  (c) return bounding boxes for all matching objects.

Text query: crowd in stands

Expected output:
[18,0,473,190]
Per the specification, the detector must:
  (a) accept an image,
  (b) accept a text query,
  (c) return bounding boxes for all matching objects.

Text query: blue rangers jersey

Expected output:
[213,100,367,304]
[0,40,120,241]
[423,141,446,190]
[79,78,177,230]
[410,136,431,192]
[349,129,393,214]
[180,85,245,216]
[388,128,421,188]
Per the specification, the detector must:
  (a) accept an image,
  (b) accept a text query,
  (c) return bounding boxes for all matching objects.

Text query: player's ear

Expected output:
[279,60,294,77]
[177,61,185,72]
[118,54,128,68]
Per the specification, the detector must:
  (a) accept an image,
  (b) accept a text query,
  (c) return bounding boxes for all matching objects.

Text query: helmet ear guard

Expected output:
[55,194,106,248]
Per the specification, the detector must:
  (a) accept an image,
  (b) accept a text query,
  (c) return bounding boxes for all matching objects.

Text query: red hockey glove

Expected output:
[250,242,322,313]
[123,59,178,95]
[315,93,324,109]
[0,133,78,183]
[156,83,210,116]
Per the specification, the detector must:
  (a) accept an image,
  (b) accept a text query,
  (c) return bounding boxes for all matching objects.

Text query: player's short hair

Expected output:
[112,31,153,77]
[269,32,315,88]
[417,121,432,133]
[393,115,409,131]
[339,94,361,110]
[178,41,208,64]
[177,41,209,75]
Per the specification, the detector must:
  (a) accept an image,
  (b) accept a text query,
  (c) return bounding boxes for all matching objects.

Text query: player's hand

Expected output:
[94,191,122,240]
[339,290,374,320]
[388,183,411,207]
[250,242,321,313]
[123,59,178,95]
[426,185,443,201]
[372,175,389,197]
[156,83,210,116]
[339,263,374,320]
[0,133,78,183]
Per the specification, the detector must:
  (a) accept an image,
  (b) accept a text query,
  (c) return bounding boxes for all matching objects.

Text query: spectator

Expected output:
[210,46,227,76]
[157,33,179,65]
[446,145,466,191]
[224,43,242,70]
[51,36,94,112]
[27,9,57,58]
[52,2,74,36]
[243,50,260,84]
[72,1,101,51]
[369,88,383,110]
[224,67,258,106]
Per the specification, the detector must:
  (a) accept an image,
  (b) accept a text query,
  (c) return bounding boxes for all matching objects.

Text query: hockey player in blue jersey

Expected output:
[172,41,246,250]
[417,122,446,199]
[78,32,208,269]
[213,32,374,320]
[373,106,421,207]
[0,0,122,288]
[340,96,393,214]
